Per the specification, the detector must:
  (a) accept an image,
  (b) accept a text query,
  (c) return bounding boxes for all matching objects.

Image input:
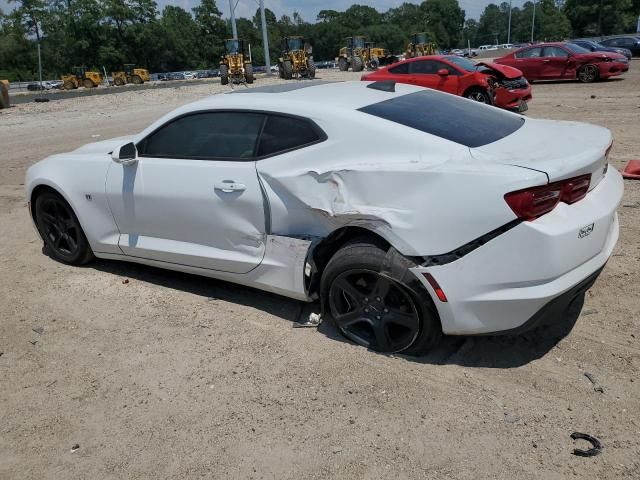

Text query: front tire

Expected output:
[220,64,229,85]
[351,55,364,72]
[307,58,316,79]
[321,241,441,355]
[283,60,293,80]
[34,191,94,265]
[465,87,492,104]
[338,57,348,71]
[245,63,254,84]
[578,64,599,83]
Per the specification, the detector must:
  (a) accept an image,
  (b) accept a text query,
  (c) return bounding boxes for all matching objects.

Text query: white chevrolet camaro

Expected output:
[26,81,623,355]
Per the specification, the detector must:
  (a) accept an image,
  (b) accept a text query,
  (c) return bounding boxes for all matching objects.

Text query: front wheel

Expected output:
[34,191,94,265]
[220,64,229,85]
[245,63,254,84]
[351,55,364,72]
[283,60,293,80]
[578,64,599,83]
[307,58,316,79]
[465,87,492,104]
[321,241,441,355]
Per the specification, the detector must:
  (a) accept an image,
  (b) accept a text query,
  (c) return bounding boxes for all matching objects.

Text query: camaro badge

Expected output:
[579,223,595,238]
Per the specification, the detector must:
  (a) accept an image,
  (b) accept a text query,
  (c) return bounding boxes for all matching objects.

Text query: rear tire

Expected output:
[220,64,229,85]
[131,75,143,85]
[34,190,94,266]
[283,60,293,80]
[114,77,124,86]
[321,240,441,355]
[578,64,599,83]
[83,78,95,89]
[63,80,76,90]
[351,55,364,72]
[245,63,254,84]
[338,57,348,71]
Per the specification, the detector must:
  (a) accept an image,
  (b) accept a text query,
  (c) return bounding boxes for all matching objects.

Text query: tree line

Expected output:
[1,0,638,81]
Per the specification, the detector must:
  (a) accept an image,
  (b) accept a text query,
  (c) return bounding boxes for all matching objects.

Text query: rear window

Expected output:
[358,90,525,148]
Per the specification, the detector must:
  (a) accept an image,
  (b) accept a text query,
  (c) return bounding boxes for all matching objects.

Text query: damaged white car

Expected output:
[26,81,623,355]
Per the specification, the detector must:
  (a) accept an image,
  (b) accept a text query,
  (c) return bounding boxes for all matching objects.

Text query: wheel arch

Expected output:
[462,84,489,98]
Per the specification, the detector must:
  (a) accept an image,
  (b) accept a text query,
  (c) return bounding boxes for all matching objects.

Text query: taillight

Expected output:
[504,174,591,221]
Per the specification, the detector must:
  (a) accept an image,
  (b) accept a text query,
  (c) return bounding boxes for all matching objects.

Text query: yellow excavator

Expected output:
[406,32,437,58]
[112,64,150,86]
[220,39,254,85]
[0,80,9,109]
[278,36,315,79]
[62,66,103,89]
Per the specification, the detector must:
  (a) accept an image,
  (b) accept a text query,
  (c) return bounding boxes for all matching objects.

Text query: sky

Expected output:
[0,0,531,21]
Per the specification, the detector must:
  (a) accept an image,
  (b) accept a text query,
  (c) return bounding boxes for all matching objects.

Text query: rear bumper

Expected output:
[410,167,623,335]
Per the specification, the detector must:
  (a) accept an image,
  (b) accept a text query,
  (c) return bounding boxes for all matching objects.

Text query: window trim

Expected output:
[136,109,328,162]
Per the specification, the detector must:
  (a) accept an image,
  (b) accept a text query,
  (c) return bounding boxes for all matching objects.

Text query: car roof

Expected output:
[182,81,428,115]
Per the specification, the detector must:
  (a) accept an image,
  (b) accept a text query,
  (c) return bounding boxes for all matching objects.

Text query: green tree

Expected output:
[563,0,633,36]
[421,0,465,47]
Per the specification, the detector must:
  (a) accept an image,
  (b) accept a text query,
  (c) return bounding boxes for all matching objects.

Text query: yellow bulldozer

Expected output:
[277,36,315,80]
[405,32,437,58]
[220,39,254,85]
[338,36,397,72]
[0,80,9,109]
[62,66,103,89]
[112,64,150,86]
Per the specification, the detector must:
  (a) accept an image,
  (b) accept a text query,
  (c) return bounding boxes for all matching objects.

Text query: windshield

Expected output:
[445,55,477,72]
[352,37,365,48]
[225,39,240,54]
[414,33,427,44]
[288,37,303,50]
[564,43,590,54]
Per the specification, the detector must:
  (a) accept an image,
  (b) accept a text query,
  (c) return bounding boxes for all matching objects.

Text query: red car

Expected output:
[494,42,629,83]
[361,55,532,112]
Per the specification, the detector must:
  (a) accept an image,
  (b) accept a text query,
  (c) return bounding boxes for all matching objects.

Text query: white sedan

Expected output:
[25,81,623,355]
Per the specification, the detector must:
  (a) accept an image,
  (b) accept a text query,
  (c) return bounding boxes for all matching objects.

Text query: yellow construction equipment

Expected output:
[0,80,9,109]
[61,66,103,89]
[338,36,397,71]
[405,33,437,58]
[277,36,315,80]
[338,36,367,72]
[364,42,399,69]
[220,39,253,85]
[112,64,150,86]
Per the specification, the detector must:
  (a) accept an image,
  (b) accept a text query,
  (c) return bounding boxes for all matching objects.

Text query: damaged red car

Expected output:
[494,42,629,83]
[361,55,532,112]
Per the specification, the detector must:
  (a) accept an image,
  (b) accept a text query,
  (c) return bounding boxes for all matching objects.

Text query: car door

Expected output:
[511,47,544,79]
[408,60,459,94]
[540,46,571,79]
[105,111,268,274]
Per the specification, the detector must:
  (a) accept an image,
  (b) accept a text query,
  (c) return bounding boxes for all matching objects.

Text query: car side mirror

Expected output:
[111,142,138,165]
[437,68,449,76]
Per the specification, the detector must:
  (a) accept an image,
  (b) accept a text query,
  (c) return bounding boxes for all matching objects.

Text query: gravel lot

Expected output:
[1,67,639,479]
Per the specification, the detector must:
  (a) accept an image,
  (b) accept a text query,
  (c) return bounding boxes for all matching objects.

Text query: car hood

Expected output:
[476,62,523,79]
[72,135,135,155]
[470,117,611,185]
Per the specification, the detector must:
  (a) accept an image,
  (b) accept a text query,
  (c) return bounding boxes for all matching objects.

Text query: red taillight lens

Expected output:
[504,174,591,221]
[560,174,590,204]
[504,184,562,221]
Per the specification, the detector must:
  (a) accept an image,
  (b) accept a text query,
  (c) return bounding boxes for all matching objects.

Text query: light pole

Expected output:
[258,0,271,75]
[507,0,512,44]
[229,0,238,39]
[531,0,537,43]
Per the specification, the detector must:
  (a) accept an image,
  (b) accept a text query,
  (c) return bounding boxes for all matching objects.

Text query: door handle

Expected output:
[214,181,246,193]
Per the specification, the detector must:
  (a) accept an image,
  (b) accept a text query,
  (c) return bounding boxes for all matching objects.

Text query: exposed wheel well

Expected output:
[30,184,61,220]
[307,226,390,298]
[463,85,487,97]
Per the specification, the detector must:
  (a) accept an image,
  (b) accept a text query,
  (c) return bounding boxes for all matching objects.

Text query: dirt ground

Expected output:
[1,67,639,480]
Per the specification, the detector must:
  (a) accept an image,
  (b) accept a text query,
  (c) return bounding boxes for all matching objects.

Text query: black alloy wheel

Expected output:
[34,191,93,265]
[329,269,421,353]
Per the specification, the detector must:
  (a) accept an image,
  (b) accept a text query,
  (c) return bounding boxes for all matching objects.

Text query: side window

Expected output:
[515,47,543,58]
[410,60,438,74]
[619,38,634,46]
[389,63,409,74]
[543,46,569,58]
[138,112,265,160]
[257,115,324,157]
